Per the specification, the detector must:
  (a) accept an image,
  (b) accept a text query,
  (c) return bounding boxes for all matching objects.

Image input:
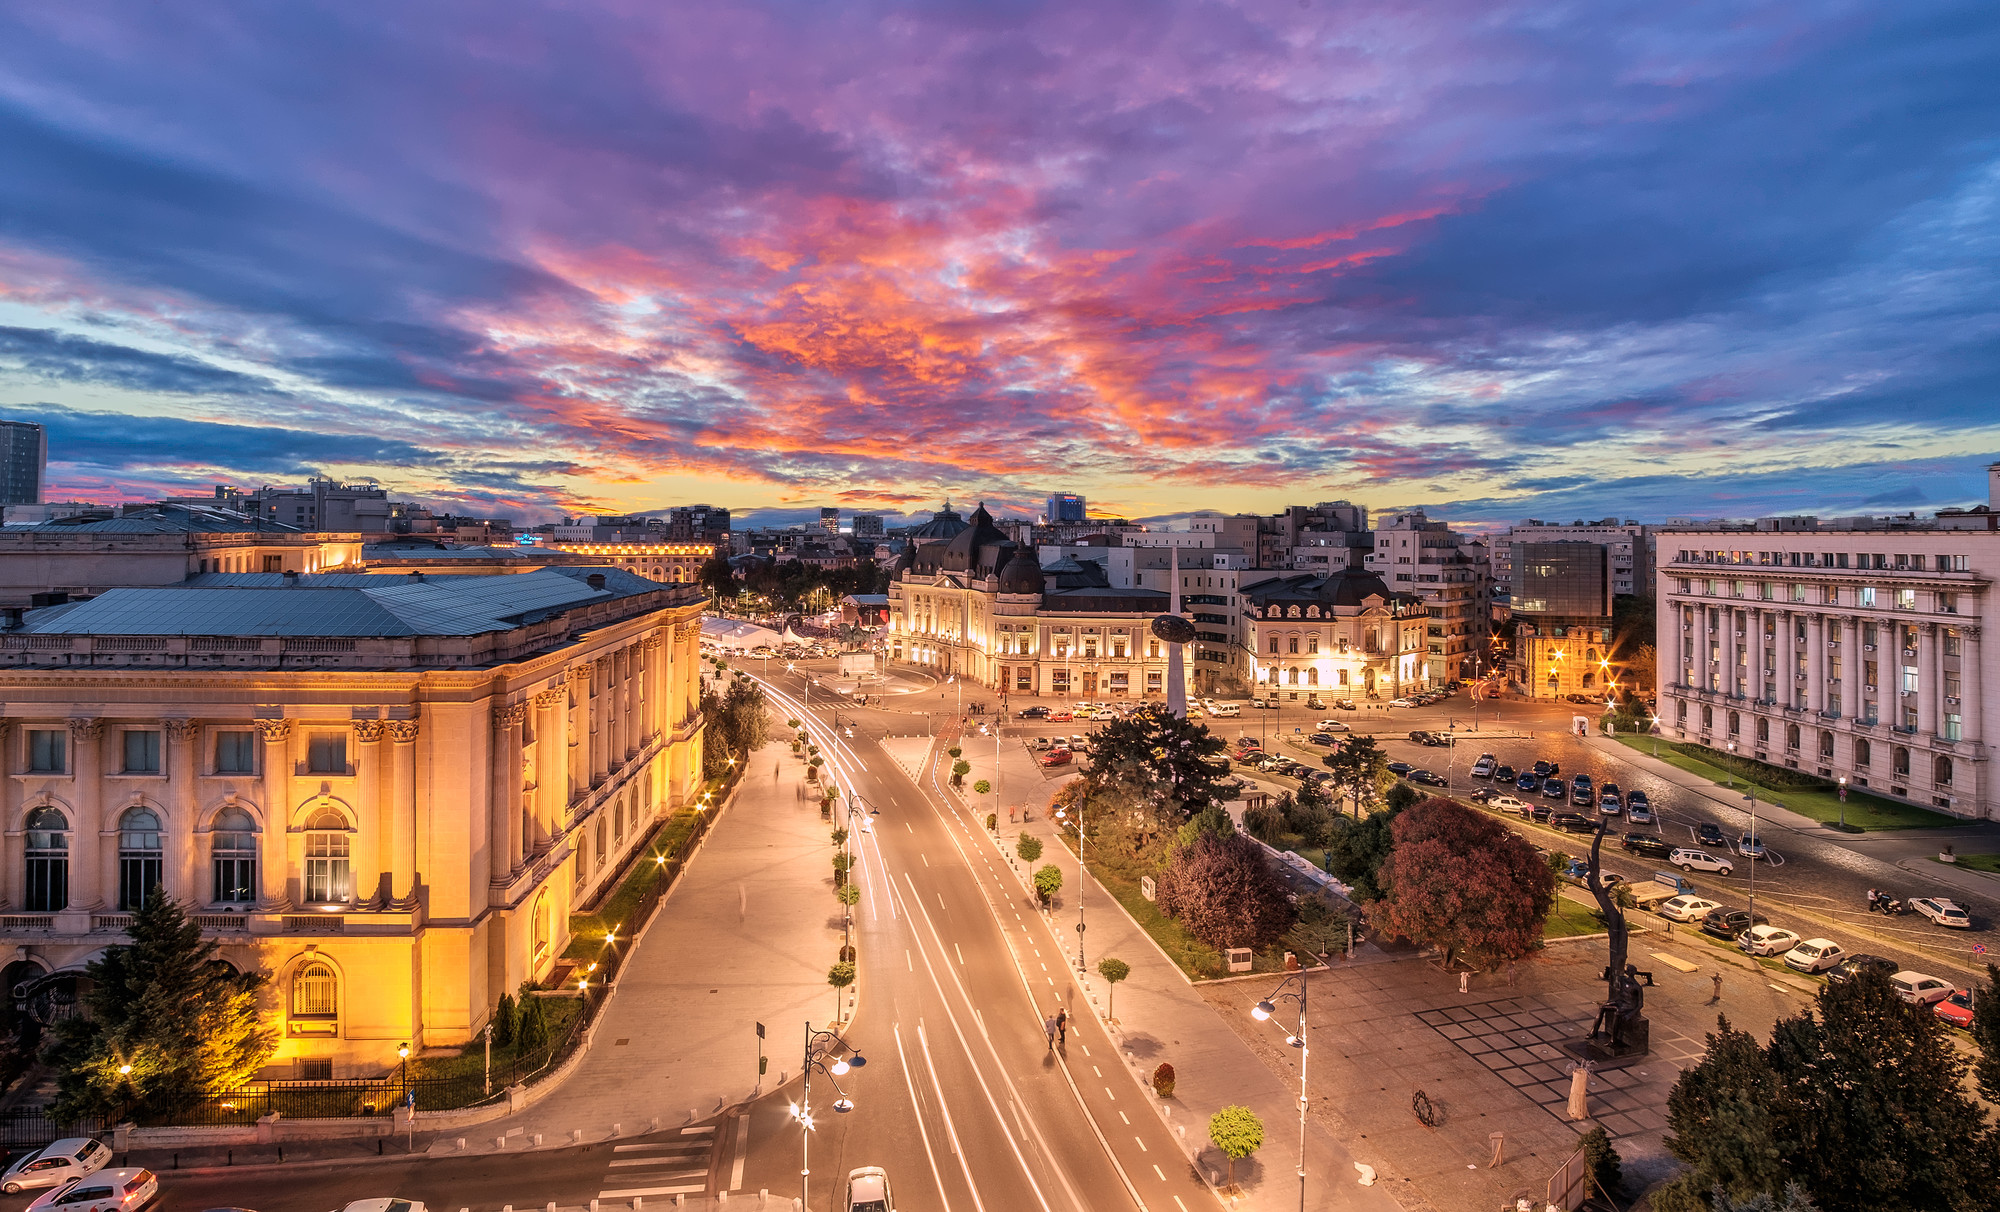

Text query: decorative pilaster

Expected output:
[385,719,419,904]
[1918,622,1939,738]
[533,687,568,847]
[1964,626,1983,749]
[253,719,292,908]
[1806,614,1826,714]
[493,703,528,880]
[353,719,386,904]
[164,719,199,900]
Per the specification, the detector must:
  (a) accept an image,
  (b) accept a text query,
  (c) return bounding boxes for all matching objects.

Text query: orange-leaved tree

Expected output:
[1376,797,1555,970]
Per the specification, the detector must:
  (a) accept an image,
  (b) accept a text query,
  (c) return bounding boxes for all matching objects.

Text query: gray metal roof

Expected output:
[15,568,656,637]
[7,504,306,534]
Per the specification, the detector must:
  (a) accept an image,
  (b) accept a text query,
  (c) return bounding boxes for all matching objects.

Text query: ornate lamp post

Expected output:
[791,1024,866,1209]
[1251,972,1314,1212]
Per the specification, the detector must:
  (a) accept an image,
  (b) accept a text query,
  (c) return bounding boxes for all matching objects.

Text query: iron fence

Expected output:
[0,1107,102,1151]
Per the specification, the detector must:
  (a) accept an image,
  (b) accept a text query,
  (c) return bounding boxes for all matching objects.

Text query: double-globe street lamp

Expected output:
[790,1024,866,1209]
[1250,971,1314,1212]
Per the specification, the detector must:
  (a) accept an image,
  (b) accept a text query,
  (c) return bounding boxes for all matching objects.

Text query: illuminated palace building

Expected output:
[0,567,705,1076]
[1658,516,1997,819]
[547,541,716,585]
[1241,568,1430,703]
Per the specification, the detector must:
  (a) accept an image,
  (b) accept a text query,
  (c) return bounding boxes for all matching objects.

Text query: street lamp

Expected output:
[1838,775,1848,829]
[1726,740,1737,788]
[792,1024,866,1209]
[1251,970,1314,1212]
[397,1041,411,1100]
[1054,793,1086,974]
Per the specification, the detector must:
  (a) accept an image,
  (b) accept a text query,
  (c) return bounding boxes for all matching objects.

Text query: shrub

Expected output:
[492,992,518,1048]
[1017,834,1044,864]
[952,759,972,784]
[947,746,963,759]
[1151,1061,1176,1098]
[1579,1125,1623,1200]
[516,991,550,1050]
[985,812,998,831]
[973,779,991,794]
[1385,783,1421,812]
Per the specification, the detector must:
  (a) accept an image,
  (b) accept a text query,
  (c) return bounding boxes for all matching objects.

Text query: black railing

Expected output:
[0,1108,102,1150]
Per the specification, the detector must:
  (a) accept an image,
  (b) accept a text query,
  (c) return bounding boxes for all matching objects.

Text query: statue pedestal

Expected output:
[1568,1017,1650,1068]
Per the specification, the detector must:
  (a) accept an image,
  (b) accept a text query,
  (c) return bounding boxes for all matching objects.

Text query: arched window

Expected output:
[1854,738,1871,767]
[1307,668,1319,686]
[212,807,258,904]
[118,807,164,910]
[24,806,69,912]
[1701,705,1713,729]
[532,891,552,961]
[1934,756,1953,787]
[1755,717,1769,742]
[302,808,352,904]
[1727,711,1739,735]
[595,816,608,867]
[1819,731,1835,758]
[1785,724,1800,750]
[290,961,338,1033]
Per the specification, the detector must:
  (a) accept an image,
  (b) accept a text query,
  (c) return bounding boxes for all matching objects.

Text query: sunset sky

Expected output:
[1,1,1995,528]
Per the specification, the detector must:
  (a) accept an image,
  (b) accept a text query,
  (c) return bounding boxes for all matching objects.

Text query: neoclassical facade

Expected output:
[0,567,705,1076]
[1241,569,1431,702]
[1658,527,1992,819]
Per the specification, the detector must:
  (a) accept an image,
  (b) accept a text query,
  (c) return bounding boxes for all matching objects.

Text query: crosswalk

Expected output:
[596,1124,718,1200]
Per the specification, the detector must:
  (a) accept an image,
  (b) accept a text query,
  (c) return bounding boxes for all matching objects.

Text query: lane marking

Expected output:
[1134,1136,1147,1153]
[956,942,965,965]
[894,1021,960,1212]
[923,853,931,867]
[612,1143,706,1153]
[680,1125,716,1135]
[1119,1111,1129,1125]
[1093,1066,1102,1077]
[908,822,915,832]
[600,1185,706,1198]
[730,1113,749,1190]
[607,1160,707,1174]
[1105,1086,1116,1101]
[1153,1166,1167,1182]
[908,949,915,972]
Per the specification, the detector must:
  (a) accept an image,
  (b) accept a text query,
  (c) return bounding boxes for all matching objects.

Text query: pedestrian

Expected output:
[1044,1014,1057,1051]
[1056,1008,1068,1046]
[1709,972,1723,1004]
[1866,887,1879,913]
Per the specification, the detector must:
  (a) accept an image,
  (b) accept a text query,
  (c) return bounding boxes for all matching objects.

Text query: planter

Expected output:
[1939,852,1958,863]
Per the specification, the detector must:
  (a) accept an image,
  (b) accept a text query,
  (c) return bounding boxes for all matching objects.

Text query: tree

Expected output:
[1034,863,1064,906]
[49,893,276,1122]
[1017,834,1044,864]
[1971,963,2000,1104]
[1320,805,1401,902]
[1207,1104,1264,1188]
[1383,782,1421,812]
[1083,704,1234,825]
[516,983,551,1050]
[698,555,736,598]
[1322,735,1392,816]
[1154,831,1296,950]
[492,991,519,1048]
[973,779,991,794]
[1578,1125,1623,1202]
[827,960,856,1022]
[1374,797,1554,969]
[1097,958,1131,1021]
[951,759,972,785]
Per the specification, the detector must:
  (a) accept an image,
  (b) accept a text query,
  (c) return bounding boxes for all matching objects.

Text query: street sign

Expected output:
[1975,944,1988,956]
[756,1021,766,1039]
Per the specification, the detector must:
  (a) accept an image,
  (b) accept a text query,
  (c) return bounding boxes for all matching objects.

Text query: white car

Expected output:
[1783,938,1846,973]
[1911,897,1972,928]
[1092,708,1118,720]
[2,1139,111,1194]
[1738,925,1802,957]
[1389,698,1415,708]
[27,1170,158,1212]
[1316,720,1350,732]
[1488,795,1530,814]
[1656,895,1722,923]
[1890,971,1954,1006]
[845,1166,895,1212]
[1670,848,1734,876]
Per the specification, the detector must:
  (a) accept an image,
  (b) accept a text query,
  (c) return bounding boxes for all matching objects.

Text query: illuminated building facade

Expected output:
[549,540,719,585]
[1509,541,1615,700]
[0,568,705,1077]
[1240,569,1430,703]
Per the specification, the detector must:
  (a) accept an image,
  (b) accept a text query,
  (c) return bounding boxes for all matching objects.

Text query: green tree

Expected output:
[516,984,551,1050]
[1383,782,1421,812]
[698,555,736,598]
[1375,797,1555,969]
[49,893,276,1122]
[1319,804,1401,902]
[1096,958,1131,1021]
[827,960,856,1021]
[973,779,991,794]
[1017,834,1044,864]
[1083,704,1233,827]
[1322,735,1392,816]
[1578,1125,1623,1201]
[951,759,972,785]
[1034,863,1064,905]
[491,991,519,1048]
[1971,963,2000,1104]
[1207,1104,1264,1188]
[836,882,861,909]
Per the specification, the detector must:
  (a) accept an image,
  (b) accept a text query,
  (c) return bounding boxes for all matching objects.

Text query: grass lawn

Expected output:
[564,800,714,961]
[409,996,584,1081]
[1948,853,2000,874]
[1543,896,1610,940]
[1051,833,1291,981]
[1611,734,1965,831]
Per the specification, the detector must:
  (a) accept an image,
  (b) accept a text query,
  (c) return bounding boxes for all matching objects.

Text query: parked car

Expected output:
[1572,784,1596,809]
[1532,760,1553,778]
[1387,761,1414,776]
[1542,778,1568,799]
[1335,699,1358,710]
[1912,897,1972,928]
[1489,794,1530,814]
[1827,954,1899,984]
[1656,894,1721,923]
[27,1172,162,1212]
[1625,791,1653,824]
[1047,709,1073,722]
[1549,812,1596,834]
[1308,732,1339,746]
[1017,705,1051,718]
[1701,907,1767,938]
[1526,803,1555,823]
[1738,834,1766,859]
[2,1139,112,1195]
[1737,925,1802,957]
[845,1165,895,1212]
[1561,859,1623,887]
[1317,720,1351,733]
[1695,822,1726,847]
[1039,748,1073,768]
[1599,783,1623,812]
[1572,773,1594,798]
[1621,833,1674,859]
[1672,848,1734,875]
[1935,989,1977,1029]
[1468,787,1494,803]
[1494,764,1516,782]
[1783,938,1846,973]
[1408,730,1433,744]
[1411,770,1448,787]
[1516,772,1540,793]
[1470,757,1496,779]
[1890,971,1954,1006]
[1031,736,1053,751]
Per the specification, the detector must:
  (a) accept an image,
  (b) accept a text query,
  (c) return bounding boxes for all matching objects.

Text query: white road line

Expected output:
[1080,1044,1090,1057]
[1174,1198,1189,1210]
[1153,1166,1167,1182]
[956,942,965,964]
[1104,1087,1115,1101]
[908,821,915,831]
[908,949,915,972]
[1092,1066,1101,1077]
[1119,1111,1129,1124]
[894,1021,959,1212]
[730,1112,749,1190]
[607,1160,707,1173]
[600,1185,707,1199]
[923,853,931,866]
[612,1143,705,1153]
[1133,1136,1147,1153]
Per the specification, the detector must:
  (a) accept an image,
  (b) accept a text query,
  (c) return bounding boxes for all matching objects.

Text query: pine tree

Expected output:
[1082,705,1232,828]
[1661,1016,1789,1206]
[515,983,551,1051]
[1970,963,2000,1105]
[492,992,519,1048]
[49,893,275,1122]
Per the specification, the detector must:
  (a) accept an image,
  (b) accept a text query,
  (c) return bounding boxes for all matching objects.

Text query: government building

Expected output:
[0,566,705,1077]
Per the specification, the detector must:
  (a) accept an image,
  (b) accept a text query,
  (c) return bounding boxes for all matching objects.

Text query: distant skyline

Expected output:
[1,3,1997,526]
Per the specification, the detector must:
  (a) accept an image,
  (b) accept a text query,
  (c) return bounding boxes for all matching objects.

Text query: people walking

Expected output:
[1709,972,1723,1004]
[1044,1014,1058,1051]
[1867,888,1879,913]
[1056,1008,1068,1046]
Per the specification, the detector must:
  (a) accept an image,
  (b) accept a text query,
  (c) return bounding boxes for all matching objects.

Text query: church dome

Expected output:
[998,544,1044,594]
[906,501,969,543]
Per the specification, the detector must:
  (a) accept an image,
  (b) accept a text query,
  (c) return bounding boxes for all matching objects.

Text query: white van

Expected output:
[1209,703,1241,717]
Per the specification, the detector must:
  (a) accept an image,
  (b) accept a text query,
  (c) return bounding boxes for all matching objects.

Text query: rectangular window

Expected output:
[1902,666,1919,694]
[1859,586,1876,608]
[1895,588,1916,611]
[122,730,161,774]
[27,729,66,773]
[215,731,257,774]
[1943,713,1962,742]
[1052,669,1070,693]
[1939,592,1958,614]
[307,734,347,774]
[1016,669,1032,691]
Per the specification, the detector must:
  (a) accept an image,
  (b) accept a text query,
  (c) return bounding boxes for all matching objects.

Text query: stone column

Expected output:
[254,719,292,908]
[642,634,665,740]
[1918,623,1939,738]
[386,720,419,902]
[623,645,641,757]
[164,719,199,902]
[569,664,594,801]
[1841,616,1862,720]
[1807,614,1826,714]
[1964,626,1983,746]
[66,719,106,910]
[1776,611,1793,707]
[493,703,527,881]
[353,720,385,904]
[533,687,568,848]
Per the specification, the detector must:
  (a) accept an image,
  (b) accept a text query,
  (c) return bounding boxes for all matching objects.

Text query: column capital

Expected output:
[641,633,665,651]
[163,718,199,743]
[535,687,569,710]
[1964,625,1982,642]
[385,720,420,745]
[1918,620,1939,637]
[352,719,385,743]
[495,702,529,729]
[254,718,292,743]
[568,663,595,684]
[67,717,105,742]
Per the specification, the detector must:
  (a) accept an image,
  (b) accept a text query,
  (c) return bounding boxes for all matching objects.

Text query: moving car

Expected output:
[1890,971,1954,1007]
[1039,748,1073,768]
[1701,907,1767,938]
[1620,833,1673,859]
[845,1165,895,1212]
[1827,954,1899,984]
[2,1139,112,1194]
[1017,705,1051,719]
[1695,822,1726,848]
[1737,925,1802,957]
[1488,794,1530,814]
[1783,938,1846,974]
[1671,848,1734,875]
[1209,703,1241,717]
[1935,989,1976,1029]
[1911,897,1972,928]
[1655,894,1721,923]
[27,1171,162,1212]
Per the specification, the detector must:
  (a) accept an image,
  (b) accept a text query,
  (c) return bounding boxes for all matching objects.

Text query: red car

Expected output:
[1934,988,1976,1029]
[1039,748,1073,768]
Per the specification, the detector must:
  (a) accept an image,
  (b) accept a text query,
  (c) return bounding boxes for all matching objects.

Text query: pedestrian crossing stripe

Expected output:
[600,1130,719,1201]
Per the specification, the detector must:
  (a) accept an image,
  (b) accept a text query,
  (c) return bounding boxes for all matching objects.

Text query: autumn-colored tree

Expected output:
[1375,797,1554,969]
[1155,831,1295,950]
[1083,704,1233,824]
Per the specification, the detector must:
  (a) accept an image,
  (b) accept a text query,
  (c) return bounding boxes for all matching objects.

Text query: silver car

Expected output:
[2,1139,111,1194]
